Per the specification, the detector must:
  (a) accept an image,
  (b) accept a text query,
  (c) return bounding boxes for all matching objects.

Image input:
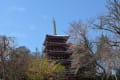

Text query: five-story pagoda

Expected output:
[43,19,71,69]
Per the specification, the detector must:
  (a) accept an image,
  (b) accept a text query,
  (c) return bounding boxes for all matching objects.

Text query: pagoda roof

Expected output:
[46,34,69,38]
[43,34,69,45]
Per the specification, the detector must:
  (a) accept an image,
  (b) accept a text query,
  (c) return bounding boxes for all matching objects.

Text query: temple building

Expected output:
[43,19,76,80]
[43,34,71,68]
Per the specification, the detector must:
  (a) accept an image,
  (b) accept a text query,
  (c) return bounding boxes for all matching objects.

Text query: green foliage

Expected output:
[26,58,64,80]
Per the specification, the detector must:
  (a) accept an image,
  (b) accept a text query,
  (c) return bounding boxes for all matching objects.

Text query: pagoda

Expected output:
[43,18,71,69]
[43,34,71,68]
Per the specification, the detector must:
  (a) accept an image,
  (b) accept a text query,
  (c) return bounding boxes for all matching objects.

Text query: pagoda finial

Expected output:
[53,18,57,35]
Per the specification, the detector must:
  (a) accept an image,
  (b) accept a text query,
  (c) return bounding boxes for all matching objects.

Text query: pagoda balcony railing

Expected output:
[45,50,71,53]
[46,41,68,46]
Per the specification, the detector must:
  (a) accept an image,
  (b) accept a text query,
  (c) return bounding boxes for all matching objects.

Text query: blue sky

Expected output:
[0,0,107,52]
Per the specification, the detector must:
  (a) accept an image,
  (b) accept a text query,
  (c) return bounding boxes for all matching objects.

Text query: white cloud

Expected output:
[8,32,26,39]
[17,7,26,12]
[28,25,36,31]
[8,6,26,13]
[40,15,50,20]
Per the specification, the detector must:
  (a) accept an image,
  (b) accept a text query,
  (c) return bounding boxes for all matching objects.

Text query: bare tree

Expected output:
[0,36,14,80]
[68,21,97,79]
[92,0,120,36]
[90,0,120,49]
[96,35,120,80]
[6,46,32,80]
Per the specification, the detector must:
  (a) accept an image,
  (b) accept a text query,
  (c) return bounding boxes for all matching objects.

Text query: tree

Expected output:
[0,44,32,80]
[68,21,97,79]
[96,35,120,80]
[92,0,120,36]
[9,46,31,80]
[90,0,120,79]
[0,36,14,80]
[90,0,120,49]
[26,58,64,80]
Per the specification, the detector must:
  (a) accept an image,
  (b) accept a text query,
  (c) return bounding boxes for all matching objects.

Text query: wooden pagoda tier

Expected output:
[43,34,72,68]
